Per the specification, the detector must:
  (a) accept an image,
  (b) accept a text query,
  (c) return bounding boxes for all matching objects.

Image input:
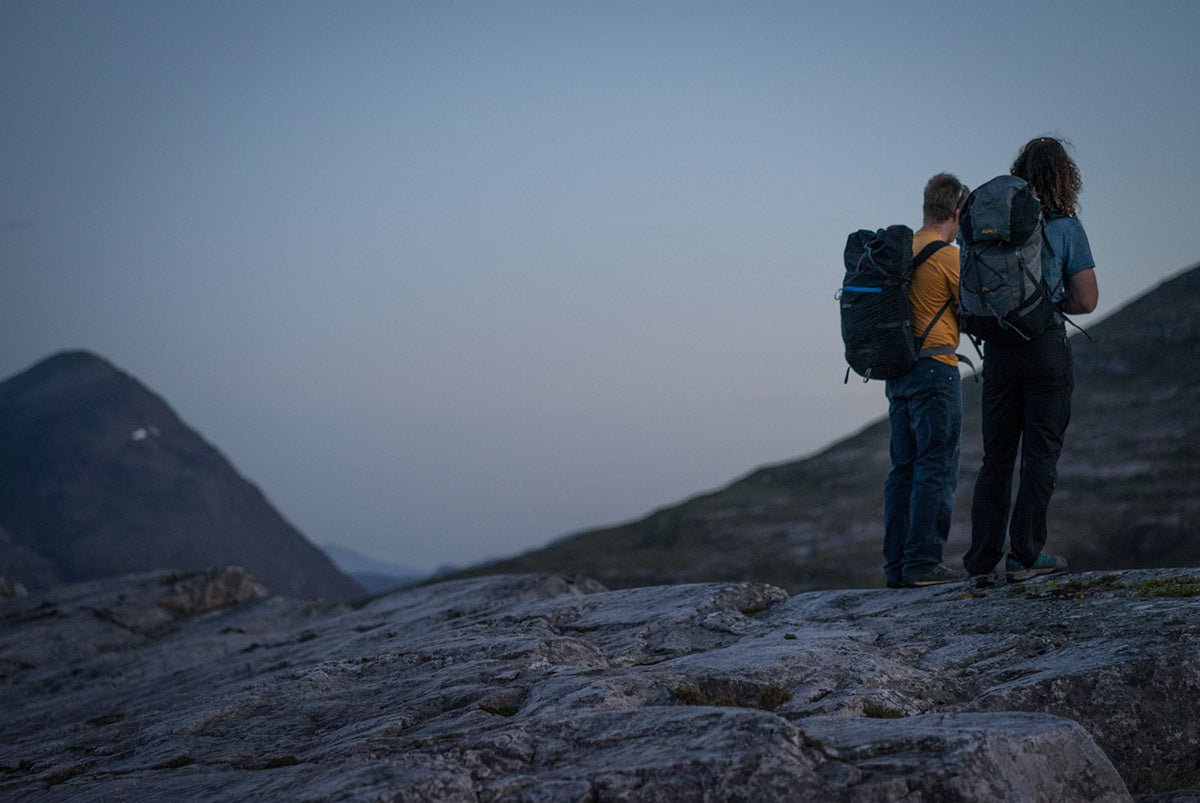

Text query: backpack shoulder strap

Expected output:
[915,297,953,349]
[912,239,976,370]
[913,239,950,269]
[912,239,954,347]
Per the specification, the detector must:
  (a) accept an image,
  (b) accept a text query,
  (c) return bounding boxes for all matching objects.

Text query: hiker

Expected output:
[963,137,1099,585]
[882,173,970,588]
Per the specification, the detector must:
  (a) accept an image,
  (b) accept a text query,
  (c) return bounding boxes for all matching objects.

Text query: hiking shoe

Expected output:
[902,564,963,587]
[969,572,997,589]
[1005,553,1067,582]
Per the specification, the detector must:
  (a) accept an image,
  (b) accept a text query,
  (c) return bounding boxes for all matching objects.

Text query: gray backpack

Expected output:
[958,175,1061,343]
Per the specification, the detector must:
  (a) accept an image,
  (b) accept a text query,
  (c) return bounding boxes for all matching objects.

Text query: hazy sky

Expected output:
[3,1,1198,573]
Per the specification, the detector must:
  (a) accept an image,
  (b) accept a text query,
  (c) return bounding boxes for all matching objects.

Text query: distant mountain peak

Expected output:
[0,351,363,601]
[0,349,122,406]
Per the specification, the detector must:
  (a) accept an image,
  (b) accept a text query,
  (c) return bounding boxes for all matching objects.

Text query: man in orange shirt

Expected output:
[884,173,969,587]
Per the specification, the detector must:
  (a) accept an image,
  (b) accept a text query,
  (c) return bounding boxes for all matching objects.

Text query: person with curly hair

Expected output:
[964,137,1099,586]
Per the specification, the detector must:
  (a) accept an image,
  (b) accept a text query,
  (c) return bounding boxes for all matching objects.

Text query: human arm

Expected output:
[1062,268,1098,314]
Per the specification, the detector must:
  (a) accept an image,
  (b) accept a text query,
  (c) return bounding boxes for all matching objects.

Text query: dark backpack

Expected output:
[839,225,955,382]
[958,175,1061,343]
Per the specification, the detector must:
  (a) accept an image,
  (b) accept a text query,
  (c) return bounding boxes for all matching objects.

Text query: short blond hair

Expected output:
[923,173,968,223]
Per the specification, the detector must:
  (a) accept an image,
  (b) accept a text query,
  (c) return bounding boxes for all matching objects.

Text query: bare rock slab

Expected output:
[4,568,1200,799]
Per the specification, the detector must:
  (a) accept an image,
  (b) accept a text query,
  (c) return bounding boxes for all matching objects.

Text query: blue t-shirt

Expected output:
[1041,216,1095,304]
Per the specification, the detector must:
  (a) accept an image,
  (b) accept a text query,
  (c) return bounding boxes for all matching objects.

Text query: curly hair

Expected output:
[1011,137,1082,219]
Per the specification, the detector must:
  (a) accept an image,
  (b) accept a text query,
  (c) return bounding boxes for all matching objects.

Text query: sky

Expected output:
[3,1,1198,574]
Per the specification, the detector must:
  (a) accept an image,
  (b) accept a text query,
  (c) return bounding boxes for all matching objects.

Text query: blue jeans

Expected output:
[883,358,962,583]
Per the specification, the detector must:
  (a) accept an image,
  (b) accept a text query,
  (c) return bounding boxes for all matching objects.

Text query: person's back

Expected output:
[964,137,1099,586]
[881,173,968,588]
[909,228,960,365]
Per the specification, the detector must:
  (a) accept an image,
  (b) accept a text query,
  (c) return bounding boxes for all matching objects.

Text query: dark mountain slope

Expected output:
[0,351,362,601]
[450,264,1200,591]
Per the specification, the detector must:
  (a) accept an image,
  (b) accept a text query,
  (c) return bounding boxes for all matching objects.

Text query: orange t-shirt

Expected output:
[910,229,960,366]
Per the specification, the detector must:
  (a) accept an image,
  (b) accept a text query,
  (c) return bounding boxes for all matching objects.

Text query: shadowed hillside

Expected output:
[449,264,1200,591]
[0,351,362,601]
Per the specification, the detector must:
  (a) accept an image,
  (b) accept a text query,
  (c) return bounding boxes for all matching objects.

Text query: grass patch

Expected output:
[1136,576,1200,597]
[863,703,904,719]
[260,755,300,770]
[799,732,832,758]
[1024,573,1200,599]
[1026,574,1127,599]
[44,765,88,786]
[152,755,196,770]
[758,686,792,711]
[672,686,733,707]
[670,684,791,712]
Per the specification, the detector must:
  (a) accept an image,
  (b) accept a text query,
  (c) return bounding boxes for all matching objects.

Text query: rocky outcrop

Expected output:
[3,567,1199,800]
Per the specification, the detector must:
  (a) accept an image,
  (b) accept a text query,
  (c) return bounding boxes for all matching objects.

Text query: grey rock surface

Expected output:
[3,567,1199,800]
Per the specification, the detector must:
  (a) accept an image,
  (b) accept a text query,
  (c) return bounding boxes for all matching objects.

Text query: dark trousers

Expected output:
[964,326,1073,575]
